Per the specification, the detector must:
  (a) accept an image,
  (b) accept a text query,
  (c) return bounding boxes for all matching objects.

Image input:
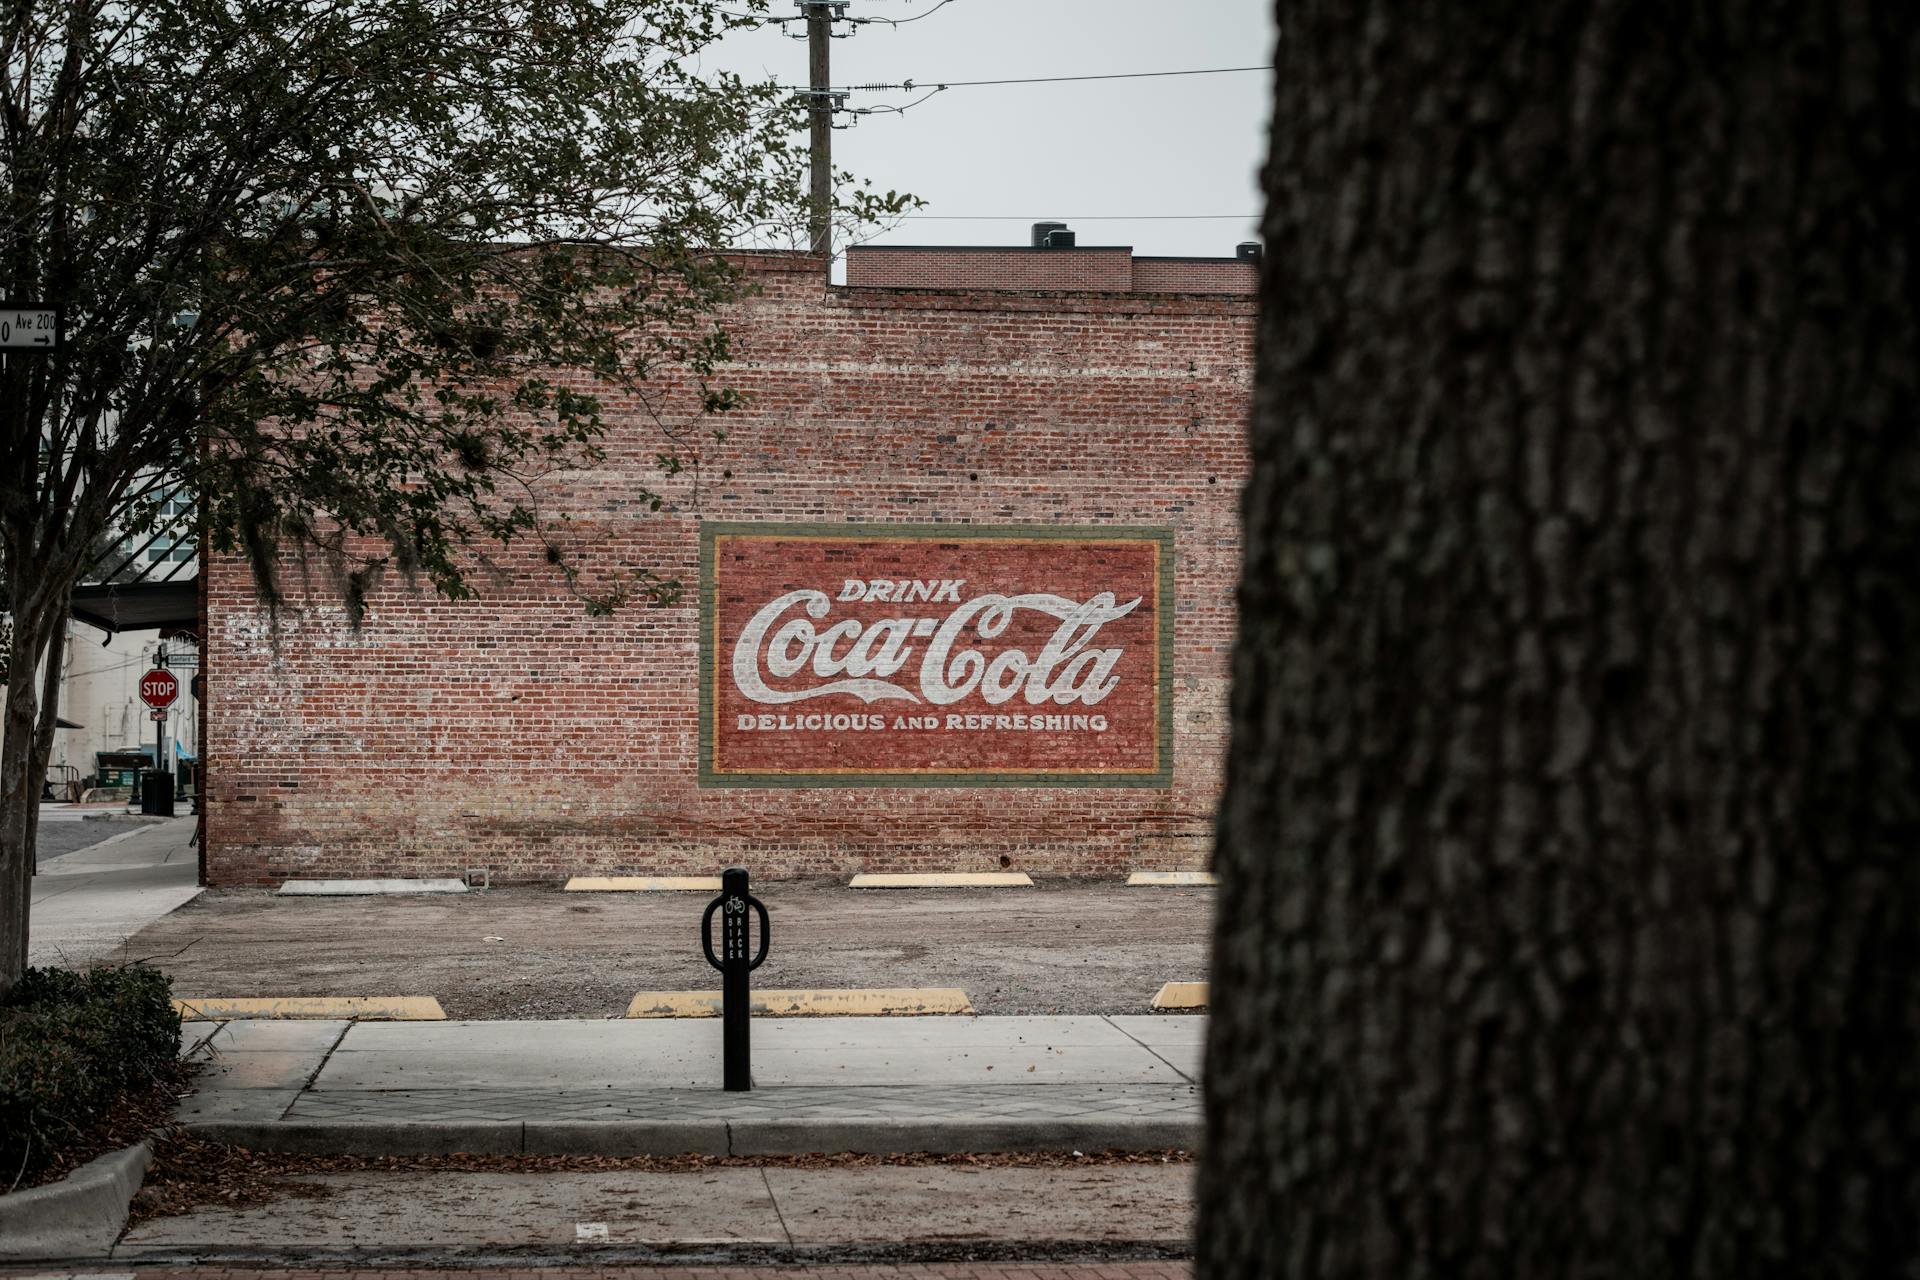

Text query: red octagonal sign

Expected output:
[139,668,179,709]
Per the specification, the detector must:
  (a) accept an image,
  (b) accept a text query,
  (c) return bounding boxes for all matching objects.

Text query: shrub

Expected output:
[0,965,182,1187]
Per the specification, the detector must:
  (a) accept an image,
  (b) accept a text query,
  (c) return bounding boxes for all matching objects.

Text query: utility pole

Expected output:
[804,1,835,264]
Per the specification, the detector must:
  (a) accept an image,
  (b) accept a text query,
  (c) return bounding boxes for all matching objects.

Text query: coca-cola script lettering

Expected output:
[700,525,1173,786]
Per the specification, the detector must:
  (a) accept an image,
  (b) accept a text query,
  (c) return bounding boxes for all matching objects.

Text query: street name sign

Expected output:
[0,304,61,353]
[140,668,180,709]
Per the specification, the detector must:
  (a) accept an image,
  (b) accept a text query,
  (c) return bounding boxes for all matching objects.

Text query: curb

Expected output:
[728,1117,1200,1156]
[188,1120,530,1156]
[182,1116,1199,1158]
[0,1140,151,1261]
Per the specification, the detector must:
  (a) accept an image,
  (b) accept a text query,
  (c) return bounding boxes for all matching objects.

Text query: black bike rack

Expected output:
[701,866,770,1091]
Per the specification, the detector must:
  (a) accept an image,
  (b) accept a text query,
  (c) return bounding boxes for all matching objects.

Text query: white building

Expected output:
[52,625,199,794]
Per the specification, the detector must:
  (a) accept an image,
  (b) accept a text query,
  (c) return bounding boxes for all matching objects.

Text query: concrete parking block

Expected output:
[1150,982,1208,1010]
[565,875,723,891]
[278,878,468,895]
[849,872,1034,888]
[625,987,975,1018]
[1126,871,1217,887]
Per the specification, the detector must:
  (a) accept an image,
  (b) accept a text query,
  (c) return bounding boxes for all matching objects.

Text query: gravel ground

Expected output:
[124,880,1213,1018]
[35,813,153,862]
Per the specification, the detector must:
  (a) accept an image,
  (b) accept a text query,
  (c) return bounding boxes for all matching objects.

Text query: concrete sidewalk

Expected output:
[178,1015,1205,1156]
[28,815,202,968]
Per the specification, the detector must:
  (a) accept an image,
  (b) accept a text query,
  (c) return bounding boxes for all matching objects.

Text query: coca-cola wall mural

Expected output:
[699,523,1175,787]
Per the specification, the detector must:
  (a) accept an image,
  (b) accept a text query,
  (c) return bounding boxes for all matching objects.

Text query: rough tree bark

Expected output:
[0,590,54,986]
[1200,2,1918,1276]
[28,616,68,870]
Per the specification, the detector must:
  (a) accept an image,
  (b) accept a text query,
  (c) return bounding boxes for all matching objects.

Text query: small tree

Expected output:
[0,0,908,988]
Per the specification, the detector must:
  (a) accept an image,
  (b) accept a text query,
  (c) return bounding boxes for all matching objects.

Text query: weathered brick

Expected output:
[203,252,1252,885]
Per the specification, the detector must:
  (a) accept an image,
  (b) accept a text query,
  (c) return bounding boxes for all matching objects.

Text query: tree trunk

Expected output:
[1200,3,1918,1277]
[27,618,69,873]
[0,602,50,989]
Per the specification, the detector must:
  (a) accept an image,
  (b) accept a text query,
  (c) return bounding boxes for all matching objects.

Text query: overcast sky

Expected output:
[698,0,1276,275]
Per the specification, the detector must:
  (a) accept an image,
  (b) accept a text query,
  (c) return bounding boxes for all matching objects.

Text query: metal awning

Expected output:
[69,579,199,634]
[56,716,82,729]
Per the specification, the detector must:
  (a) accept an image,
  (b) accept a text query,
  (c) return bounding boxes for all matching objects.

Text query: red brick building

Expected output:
[204,238,1256,883]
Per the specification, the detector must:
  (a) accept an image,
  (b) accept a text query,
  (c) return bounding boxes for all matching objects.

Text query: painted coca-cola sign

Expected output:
[700,523,1174,787]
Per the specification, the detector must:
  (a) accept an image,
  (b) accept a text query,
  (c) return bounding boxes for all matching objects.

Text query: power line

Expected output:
[814,64,1268,118]
[731,0,959,32]
[846,87,944,117]
[896,214,1258,221]
[816,65,1268,93]
[857,0,958,26]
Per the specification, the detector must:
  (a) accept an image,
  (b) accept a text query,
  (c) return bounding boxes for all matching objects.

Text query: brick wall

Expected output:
[845,246,1257,296]
[1130,257,1259,295]
[846,246,1135,292]
[204,252,1254,884]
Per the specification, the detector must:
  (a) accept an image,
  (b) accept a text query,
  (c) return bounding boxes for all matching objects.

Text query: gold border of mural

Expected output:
[848,872,1034,888]
[174,997,447,1021]
[1126,871,1218,887]
[1150,982,1209,1010]
[625,988,976,1018]
[565,876,725,892]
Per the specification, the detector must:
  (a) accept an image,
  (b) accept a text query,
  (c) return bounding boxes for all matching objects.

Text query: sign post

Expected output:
[140,668,180,784]
[700,867,770,1091]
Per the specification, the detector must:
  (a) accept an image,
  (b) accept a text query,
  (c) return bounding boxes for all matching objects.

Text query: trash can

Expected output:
[140,770,175,816]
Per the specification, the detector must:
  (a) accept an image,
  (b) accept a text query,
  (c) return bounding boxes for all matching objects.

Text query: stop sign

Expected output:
[139,669,179,709]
